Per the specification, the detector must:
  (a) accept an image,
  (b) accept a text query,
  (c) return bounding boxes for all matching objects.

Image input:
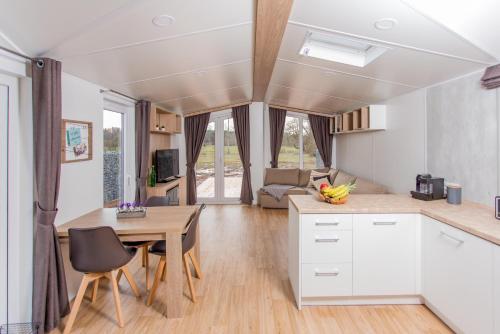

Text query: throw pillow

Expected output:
[298,169,312,187]
[333,170,357,187]
[308,170,331,188]
[312,177,331,192]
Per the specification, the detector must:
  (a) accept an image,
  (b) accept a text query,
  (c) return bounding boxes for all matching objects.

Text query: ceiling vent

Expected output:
[299,31,390,67]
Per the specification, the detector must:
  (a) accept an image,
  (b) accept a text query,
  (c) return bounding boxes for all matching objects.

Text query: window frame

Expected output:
[280,111,322,169]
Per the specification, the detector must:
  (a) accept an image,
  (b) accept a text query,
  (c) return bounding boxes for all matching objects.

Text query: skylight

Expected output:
[299,31,389,67]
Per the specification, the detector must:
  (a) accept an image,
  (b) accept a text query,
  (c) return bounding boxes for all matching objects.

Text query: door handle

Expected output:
[315,269,339,277]
[315,236,339,242]
[440,231,464,244]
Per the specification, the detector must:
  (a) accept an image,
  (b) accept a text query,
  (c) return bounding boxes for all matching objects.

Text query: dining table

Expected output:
[56,205,199,318]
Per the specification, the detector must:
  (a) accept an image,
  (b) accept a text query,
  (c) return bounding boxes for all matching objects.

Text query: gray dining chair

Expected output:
[64,226,140,334]
[146,204,205,305]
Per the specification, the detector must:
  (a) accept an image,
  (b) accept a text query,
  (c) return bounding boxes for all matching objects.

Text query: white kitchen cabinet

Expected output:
[353,214,417,296]
[422,216,494,334]
[301,263,352,297]
[494,246,500,334]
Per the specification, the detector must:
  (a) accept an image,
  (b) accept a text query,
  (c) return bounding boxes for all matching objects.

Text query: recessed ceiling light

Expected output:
[299,31,389,67]
[152,15,175,27]
[374,18,398,30]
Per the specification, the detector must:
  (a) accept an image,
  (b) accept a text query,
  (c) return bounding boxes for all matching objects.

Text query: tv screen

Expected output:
[155,149,179,182]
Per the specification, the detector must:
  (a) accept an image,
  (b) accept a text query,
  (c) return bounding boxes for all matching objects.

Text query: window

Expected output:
[103,110,124,207]
[279,114,323,169]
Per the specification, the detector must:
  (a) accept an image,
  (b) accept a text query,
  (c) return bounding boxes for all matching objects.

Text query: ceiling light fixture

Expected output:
[374,18,398,30]
[152,14,175,27]
[299,31,390,67]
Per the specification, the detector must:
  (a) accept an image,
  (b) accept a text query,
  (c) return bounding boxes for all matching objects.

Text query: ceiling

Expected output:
[0,0,498,115]
[266,0,498,115]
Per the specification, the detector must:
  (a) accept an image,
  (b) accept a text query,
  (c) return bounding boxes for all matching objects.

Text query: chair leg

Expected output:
[107,270,124,328]
[141,246,146,267]
[147,256,166,306]
[63,274,96,334]
[120,265,141,298]
[161,260,167,281]
[188,250,202,279]
[183,254,196,303]
[116,268,123,285]
[91,278,100,303]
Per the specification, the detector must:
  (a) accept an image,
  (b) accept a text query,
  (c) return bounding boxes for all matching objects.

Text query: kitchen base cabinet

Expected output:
[422,216,494,334]
[494,246,500,334]
[353,214,417,296]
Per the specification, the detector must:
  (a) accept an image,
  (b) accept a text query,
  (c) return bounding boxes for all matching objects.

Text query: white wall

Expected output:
[250,102,265,201]
[336,90,427,194]
[427,71,499,206]
[55,73,105,225]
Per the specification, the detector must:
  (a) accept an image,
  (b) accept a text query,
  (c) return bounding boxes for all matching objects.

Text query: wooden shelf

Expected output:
[150,105,182,134]
[150,130,176,135]
[330,105,386,135]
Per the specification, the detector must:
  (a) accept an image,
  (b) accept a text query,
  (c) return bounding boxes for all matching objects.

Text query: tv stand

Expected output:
[146,175,186,206]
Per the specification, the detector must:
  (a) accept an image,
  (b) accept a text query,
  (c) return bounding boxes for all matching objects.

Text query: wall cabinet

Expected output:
[422,216,494,334]
[353,214,417,296]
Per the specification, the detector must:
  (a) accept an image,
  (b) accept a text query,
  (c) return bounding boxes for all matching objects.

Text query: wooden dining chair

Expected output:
[146,204,205,305]
[64,226,140,334]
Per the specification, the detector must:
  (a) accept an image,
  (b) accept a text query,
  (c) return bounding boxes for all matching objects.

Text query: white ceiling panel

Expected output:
[115,60,252,102]
[271,59,417,103]
[0,0,133,56]
[266,84,366,115]
[278,24,488,88]
[61,24,252,87]
[47,0,253,59]
[289,0,496,64]
[158,85,251,114]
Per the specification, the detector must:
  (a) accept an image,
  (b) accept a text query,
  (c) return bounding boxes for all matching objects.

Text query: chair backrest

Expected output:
[182,204,205,254]
[144,196,171,207]
[68,226,133,273]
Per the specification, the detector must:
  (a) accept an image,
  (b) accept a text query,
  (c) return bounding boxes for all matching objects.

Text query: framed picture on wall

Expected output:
[61,119,93,163]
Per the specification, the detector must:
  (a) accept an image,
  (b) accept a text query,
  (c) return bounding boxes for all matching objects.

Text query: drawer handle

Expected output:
[315,221,339,226]
[315,270,339,277]
[440,231,464,244]
[373,220,397,225]
[315,236,339,243]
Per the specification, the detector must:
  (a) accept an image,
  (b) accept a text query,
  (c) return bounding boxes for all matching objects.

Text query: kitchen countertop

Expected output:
[289,194,500,246]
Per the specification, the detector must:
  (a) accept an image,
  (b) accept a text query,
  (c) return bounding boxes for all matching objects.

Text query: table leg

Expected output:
[165,232,183,318]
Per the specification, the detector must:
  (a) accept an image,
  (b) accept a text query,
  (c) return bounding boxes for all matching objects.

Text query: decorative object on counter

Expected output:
[495,196,500,220]
[318,180,356,204]
[160,125,166,131]
[61,119,93,163]
[148,165,157,187]
[116,202,147,219]
[155,124,159,130]
[446,183,462,205]
[411,174,445,201]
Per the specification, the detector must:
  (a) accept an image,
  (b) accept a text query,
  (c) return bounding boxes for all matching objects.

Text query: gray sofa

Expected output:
[257,168,389,209]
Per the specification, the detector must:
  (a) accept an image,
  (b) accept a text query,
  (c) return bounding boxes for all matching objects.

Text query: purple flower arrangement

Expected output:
[116,202,147,219]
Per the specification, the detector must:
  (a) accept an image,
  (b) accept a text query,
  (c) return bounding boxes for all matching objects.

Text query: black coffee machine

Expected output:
[411,174,445,201]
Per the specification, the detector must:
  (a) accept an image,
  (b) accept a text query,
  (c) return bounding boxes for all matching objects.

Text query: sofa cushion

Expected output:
[351,177,388,194]
[264,168,300,186]
[332,170,357,186]
[298,169,312,187]
[308,169,338,187]
[312,177,331,191]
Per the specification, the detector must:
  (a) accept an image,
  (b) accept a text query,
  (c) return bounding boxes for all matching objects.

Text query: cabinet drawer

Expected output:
[301,214,352,231]
[302,230,352,263]
[302,263,353,297]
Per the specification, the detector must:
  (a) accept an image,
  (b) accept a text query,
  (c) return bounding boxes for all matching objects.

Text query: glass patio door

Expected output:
[0,84,8,326]
[196,112,242,203]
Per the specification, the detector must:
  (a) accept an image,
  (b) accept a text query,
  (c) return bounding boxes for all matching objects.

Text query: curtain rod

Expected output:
[0,45,33,61]
[100,89,138,102]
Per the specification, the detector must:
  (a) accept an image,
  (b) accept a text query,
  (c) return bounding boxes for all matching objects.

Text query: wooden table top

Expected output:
[56,206,198,237]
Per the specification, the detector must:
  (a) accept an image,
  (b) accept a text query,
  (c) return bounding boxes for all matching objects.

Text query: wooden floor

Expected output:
[53,205,452,334]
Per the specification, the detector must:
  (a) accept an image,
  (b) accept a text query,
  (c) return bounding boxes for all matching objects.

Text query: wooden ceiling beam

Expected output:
[252,0,294,102]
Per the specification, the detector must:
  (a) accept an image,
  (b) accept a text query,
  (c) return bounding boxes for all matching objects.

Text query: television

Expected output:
[155,149,179,182]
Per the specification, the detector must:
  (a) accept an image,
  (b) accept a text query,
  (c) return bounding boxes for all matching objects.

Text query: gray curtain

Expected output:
[32,58,70,333]
[308,114,334,168]
[481,64,500,89]
[185,113,211,205]
[231,105,253,204]
[269,107,287,168]
[135,100,151,204]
